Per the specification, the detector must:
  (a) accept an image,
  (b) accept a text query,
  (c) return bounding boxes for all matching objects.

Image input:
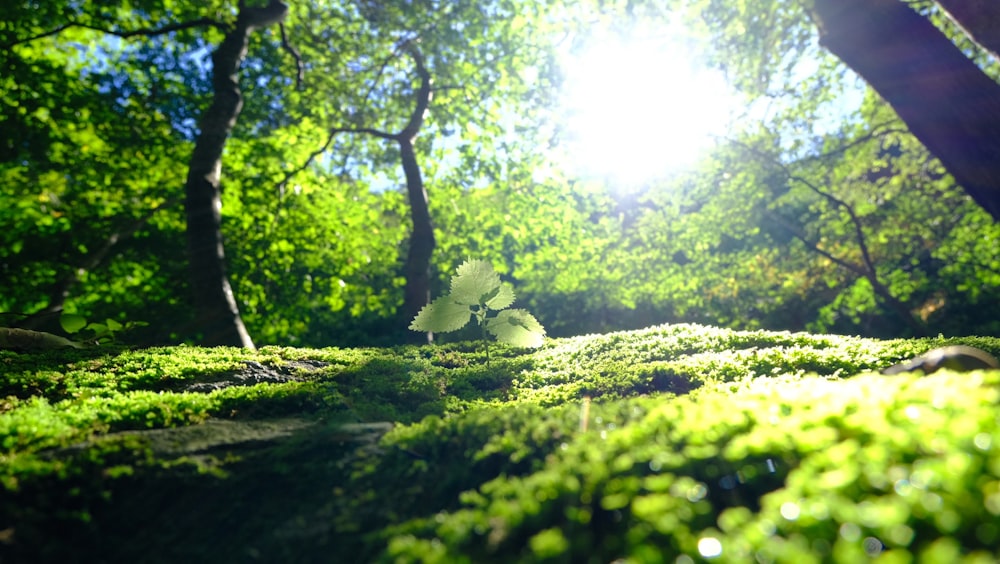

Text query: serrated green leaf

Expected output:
[60,313,87,334]
[409,296,473,333]
[450,259,501,304]
[480,285,501,304]
[485,282,515,310]
[485,309,546,348]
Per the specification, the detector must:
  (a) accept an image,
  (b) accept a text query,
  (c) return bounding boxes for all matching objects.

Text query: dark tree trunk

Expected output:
[306,41,435,342]
[809,0,1000,221]
[184,1,288,348]
[396,43,435,343]
[935,0,1000,59]
[399,138,435,341]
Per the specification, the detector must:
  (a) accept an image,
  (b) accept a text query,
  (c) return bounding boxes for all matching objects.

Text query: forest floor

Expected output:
[1,323,999,563]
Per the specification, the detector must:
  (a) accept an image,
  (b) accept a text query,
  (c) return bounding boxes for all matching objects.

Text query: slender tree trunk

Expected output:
[184,1,288,348]
[935,0,1000,59]
[309,41,435,342]
[399,138,435,342]
[809,0,1000,221]
[394,43,435,343]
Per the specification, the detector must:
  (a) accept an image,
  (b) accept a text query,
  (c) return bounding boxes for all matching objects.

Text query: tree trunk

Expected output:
[311,41,435,342]
[184,1,288,348]
[395,43,435,343]
[935,0,1000,59]
[809,0,1000,221]
[399,138,435,342]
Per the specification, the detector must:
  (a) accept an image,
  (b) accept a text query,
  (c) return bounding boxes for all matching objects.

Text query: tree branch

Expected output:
[787,172,879,278]
[17,197,182,330]
[2,17,227,50]
[729,137,880,278]
[800,123,910,164]
[275,126,394,199]
[336,40,418,175]
[732,137,926,335]
[764,210,867,277]
[279,23,304,90]
[279,38,431,197]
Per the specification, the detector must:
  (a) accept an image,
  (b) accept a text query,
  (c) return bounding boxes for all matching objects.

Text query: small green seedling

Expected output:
[410,260,545,356]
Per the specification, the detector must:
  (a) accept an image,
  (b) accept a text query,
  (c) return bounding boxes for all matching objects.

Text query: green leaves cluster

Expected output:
[410,260,545,348]
[60,313,146,345]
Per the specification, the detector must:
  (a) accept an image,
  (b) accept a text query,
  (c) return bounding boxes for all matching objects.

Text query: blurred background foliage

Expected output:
[1,0,998,347]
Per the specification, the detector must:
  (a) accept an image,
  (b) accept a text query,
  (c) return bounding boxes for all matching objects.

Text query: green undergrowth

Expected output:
[1,323,999,562]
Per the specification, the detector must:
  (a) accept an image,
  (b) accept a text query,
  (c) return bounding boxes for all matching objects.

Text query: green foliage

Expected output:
[411,260,545,348]
[1,0,576,348]
[4,0,1000,346]
[59,313,147,345]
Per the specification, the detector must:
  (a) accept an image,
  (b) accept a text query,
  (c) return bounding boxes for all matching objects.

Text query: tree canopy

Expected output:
[2,0,998,347]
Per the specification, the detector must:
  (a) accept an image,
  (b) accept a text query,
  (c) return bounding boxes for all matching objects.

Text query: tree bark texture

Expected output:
[399,138,435,341]
[934,0,1000,60]
[184,1,288,348]
[396,44,435,342]
[308,42,434,343]
[809,0,1000,221]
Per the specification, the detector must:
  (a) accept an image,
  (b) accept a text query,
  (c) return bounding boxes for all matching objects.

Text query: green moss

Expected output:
[382,371,1000,563]
[1,323,999,562]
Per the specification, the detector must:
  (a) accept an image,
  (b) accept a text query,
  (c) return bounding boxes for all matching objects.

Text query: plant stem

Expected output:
[479,309,491,366]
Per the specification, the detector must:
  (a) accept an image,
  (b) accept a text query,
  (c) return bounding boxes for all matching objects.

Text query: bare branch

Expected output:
[17,197,182,330]
[786,171,879,278]
[765,210,867,277]
[2,17,226,50]
[281,38,432,196]
[1,23,75,49]
[279,23,305,90]
[800,123,910,164]
[276,126,394,199]
[334,48,401,174]
[728,137,879,277]
[734,137,926,334]
[336,42,418,175]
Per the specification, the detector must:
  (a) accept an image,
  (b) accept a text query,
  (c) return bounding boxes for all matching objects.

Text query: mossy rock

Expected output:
[1,323,999,562]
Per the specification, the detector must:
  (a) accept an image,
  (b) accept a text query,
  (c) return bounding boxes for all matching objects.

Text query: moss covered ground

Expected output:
[1,323,999,562]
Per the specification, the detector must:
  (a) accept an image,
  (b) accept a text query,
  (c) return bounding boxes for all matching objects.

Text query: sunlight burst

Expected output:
[559,27,738,185]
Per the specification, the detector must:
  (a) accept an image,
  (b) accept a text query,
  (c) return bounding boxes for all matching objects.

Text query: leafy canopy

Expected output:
[410,260,545,348]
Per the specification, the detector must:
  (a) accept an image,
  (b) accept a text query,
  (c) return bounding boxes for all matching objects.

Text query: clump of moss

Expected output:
[380,371,1000,563]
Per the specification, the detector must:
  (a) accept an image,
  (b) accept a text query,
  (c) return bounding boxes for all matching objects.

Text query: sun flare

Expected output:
[559,27,739,185]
